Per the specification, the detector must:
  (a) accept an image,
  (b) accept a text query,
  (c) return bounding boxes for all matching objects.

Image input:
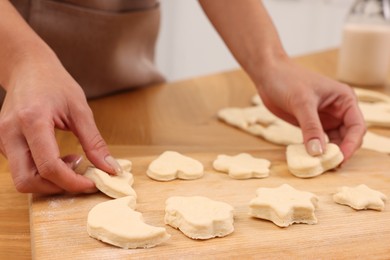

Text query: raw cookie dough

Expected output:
[84,159,136,199]
[362,131,390,154]
[359,102,390,127]
[353,87,390,103]
[218,106,303,145]
[218,106,277,129]
[212,153,271,179]
[249,184,318,227]
[87,196,170,249]
[333,184,387,211]
[251,94,263,106]
[165,196,234,239]
[246,120,303,145]
[286,143,344,178]
[147,151,204,181]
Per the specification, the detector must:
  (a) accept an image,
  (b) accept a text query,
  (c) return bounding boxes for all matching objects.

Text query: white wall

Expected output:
[156,0,355,82]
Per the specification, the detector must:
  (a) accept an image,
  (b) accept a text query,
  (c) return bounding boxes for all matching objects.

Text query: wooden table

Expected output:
[1,49,389,259]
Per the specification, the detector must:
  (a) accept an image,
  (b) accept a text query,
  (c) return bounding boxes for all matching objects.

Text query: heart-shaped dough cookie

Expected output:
[212,153,270,179]
[84,159,136,199]
[87,196,170,249]
[147,151,204,181]
[165,196,234,239]
[286,143,344,178]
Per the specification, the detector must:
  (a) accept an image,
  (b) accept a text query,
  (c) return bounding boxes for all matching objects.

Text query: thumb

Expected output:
[71,108,122,175]
[294,105,326,156]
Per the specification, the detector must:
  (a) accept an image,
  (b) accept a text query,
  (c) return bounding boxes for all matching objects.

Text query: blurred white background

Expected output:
[156,0,355,81]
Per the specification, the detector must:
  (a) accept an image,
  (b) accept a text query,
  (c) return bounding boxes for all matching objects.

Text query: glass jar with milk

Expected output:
[337,0,390,87]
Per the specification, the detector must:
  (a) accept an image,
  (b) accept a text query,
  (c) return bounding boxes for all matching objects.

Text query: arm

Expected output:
[0,1,120,193]
[199,0,366,160]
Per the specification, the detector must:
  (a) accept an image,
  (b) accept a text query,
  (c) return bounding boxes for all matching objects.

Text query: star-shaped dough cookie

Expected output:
[212,153,270,179]
[249,184,318,227]
[333,184,387,211]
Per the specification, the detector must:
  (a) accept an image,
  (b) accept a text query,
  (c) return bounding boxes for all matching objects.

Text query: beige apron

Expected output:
[8,0,164,99]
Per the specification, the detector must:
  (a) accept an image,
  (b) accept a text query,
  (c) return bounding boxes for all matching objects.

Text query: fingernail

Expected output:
[307,139,323,156]
[104,155,123,175]
[70,156,83,170]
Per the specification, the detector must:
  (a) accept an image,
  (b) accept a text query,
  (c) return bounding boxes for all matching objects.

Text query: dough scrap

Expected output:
[251,94,263,106]
[362,131,390,154]
[147,151,204,181]
[249,184,318,227]
[218,106,277,129]
[246,120,303,145]
[359,102,390,127]
[84,159,136,199]
[353,87,390,103]
[212,153,271,179]
[87,196,170,249]
[333,184,387,211]
[286,143,344,178]
[165,196,234,239]
[218,106,303,145]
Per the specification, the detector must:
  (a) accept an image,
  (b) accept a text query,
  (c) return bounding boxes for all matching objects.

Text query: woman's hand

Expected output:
[200,0,366,161]
[0,56,120,194]
[256,57,366,160]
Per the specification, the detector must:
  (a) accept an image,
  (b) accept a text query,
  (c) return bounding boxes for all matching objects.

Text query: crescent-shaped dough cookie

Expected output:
[87,196,170,249]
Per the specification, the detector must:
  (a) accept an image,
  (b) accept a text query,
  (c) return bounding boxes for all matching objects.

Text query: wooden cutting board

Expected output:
[30,145,390,259]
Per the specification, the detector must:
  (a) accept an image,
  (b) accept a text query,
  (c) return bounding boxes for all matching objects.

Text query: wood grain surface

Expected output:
[30,146,390,259]
[2,49,390,259]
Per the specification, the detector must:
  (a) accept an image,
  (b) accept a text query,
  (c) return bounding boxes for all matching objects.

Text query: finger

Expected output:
[20,116,96,193]
[69,105,122,175]
[338,105,366,161]
[1,130,63,194]
[293,102,326,156]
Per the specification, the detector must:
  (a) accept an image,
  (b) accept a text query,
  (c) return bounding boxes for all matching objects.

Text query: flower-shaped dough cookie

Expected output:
[87,196,170,249]
[165,196,234,239]
[212,153,270,179]
[147,151,204,181]
[84,159,136,199]
[286,143,344,178]
[249,184,318,227]
[333,184,387,211]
